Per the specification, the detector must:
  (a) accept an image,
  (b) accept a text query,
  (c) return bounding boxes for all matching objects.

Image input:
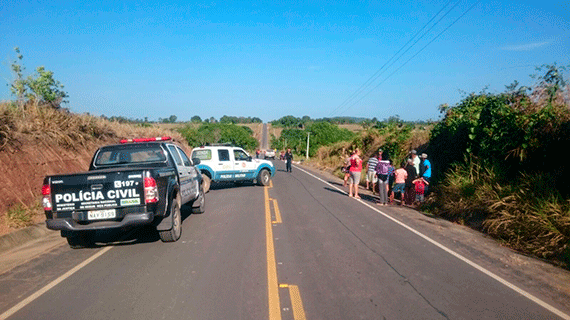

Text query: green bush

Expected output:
[272,121,355,156]
[424,64,570,267]
[179,123,258,150]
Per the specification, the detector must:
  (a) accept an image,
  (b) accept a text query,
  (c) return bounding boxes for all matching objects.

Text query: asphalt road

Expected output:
[261,123,269,150]
[1,161,569,320]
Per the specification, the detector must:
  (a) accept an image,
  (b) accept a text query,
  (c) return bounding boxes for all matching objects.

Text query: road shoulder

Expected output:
[0,224,65,275]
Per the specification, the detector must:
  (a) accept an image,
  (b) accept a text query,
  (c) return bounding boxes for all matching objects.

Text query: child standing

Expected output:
[392,162,408,205]
[342,153,352,186]
[412,177,429,204]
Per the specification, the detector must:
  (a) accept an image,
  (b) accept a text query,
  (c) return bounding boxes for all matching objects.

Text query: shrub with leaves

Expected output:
[428,64,570,188]
[425,64,570,268]
[8,47,68,108]
[178,123,259,151]
[272,121,354,156]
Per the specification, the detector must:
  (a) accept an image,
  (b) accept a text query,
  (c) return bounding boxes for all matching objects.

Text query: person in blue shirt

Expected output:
[420,153,432,195]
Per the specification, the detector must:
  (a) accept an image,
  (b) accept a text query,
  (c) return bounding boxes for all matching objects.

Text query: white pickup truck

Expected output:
[191,145,276,192]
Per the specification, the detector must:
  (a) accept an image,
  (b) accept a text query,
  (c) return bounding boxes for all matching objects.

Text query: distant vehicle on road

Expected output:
[191,145,275,192]
[264,149,276,159]
[42,137,205,248]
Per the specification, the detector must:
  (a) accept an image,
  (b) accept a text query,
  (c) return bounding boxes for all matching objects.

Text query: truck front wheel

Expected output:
[158,198,182,242]
[257,169,271,186]
[202,174,211,193]
[192,186,206,214]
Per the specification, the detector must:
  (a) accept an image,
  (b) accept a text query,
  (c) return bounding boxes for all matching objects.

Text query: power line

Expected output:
[328,0,457,117]
[337,0,481,116]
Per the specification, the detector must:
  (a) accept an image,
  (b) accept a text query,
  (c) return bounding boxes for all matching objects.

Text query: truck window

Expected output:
[168,145,183,166]
[234,150,249,161]
[177,147,192,166]
[218,149,230,162]
[95,146,166,166]
[192,149,212,160]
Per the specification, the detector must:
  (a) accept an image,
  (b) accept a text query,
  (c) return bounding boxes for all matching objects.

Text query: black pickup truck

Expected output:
[42,137,205,248]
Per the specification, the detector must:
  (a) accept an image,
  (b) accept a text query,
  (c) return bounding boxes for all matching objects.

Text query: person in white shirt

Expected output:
[410,149,420,176]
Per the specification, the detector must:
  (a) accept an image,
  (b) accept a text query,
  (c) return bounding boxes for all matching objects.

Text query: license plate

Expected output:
[87,209,117,220]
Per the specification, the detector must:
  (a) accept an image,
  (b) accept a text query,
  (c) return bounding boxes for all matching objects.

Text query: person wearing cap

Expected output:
[420,153,431,195]
[410,150,420,176]
[420,153,431,182]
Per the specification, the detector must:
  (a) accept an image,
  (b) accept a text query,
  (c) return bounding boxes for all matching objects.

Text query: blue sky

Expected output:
[1,0,568,122]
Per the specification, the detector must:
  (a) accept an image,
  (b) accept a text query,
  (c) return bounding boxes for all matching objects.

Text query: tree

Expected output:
[531,63,568,104]
[191,115,202,123]
[9,47,26,103]
[179,123,258,150]
[25,66,68,106]
[271,115,303,128]
[168,115,177,123]
[8,47,68,108]
[220,115,236,124]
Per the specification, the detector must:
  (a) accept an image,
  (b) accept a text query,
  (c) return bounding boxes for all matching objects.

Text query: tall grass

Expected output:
[484,175,570,265]
[424,158,570,267]
[5,201,41,228]
[0,101,187,150]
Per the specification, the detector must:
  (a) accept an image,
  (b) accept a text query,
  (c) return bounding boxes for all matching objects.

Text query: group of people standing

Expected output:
[343,148,432,206]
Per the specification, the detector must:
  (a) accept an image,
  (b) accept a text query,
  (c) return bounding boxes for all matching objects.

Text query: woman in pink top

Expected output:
[348,148,362,199]
[392,162,408,205]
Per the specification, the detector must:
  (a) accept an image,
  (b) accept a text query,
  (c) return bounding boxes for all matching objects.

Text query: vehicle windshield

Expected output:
[94,146,167,166]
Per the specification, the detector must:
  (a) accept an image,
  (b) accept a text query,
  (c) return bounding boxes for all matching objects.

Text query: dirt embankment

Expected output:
[0,138,114,236]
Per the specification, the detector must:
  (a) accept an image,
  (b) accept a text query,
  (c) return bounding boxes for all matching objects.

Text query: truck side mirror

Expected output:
[247,156,252,162]
[192,158,201,165]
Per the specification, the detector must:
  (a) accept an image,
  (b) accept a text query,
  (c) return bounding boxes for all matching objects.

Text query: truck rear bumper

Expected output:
[46,213,154,231]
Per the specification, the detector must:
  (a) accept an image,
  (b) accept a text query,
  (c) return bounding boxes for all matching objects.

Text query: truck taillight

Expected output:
[144,177,159,204]
[42,184,52,211]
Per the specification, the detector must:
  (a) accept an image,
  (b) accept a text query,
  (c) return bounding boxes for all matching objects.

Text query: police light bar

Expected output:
[120,137,172,143]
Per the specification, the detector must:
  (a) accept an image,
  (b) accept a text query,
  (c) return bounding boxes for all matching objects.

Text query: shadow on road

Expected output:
[324,182,379,203]
[209,181,256,191]
[81,205,201,248]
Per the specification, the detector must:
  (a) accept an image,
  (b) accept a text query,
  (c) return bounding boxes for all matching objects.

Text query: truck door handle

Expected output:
[91,184,103,190]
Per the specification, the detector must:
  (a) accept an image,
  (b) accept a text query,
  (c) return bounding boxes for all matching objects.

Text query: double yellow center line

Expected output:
[265,182,306,320]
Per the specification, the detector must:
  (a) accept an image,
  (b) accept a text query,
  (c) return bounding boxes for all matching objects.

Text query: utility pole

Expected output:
[306,132,310,159]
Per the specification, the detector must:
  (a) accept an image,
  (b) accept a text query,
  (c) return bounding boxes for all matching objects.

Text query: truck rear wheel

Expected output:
[65,231,95,249]
[158,198,182,242]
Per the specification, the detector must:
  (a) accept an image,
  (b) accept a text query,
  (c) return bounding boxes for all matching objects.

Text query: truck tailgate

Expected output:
[50,170,145,213]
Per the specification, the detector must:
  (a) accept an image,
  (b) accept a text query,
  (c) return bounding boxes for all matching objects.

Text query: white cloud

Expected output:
[500,41,550,51]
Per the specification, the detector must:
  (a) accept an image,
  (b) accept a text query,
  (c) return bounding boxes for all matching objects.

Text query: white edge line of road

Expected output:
[0,246,113,320]
[293,165,570,320]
